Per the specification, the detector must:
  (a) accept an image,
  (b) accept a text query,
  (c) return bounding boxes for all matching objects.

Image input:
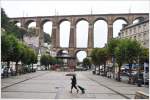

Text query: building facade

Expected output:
[119,19,149,48]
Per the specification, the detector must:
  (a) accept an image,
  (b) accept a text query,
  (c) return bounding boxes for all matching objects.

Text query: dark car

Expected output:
[131,72,144,84]
[3,67,9,78]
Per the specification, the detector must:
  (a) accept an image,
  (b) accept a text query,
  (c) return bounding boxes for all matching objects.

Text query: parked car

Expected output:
[3,67,9,78]
[1,66,4,78]
[131,72,144,84]
[82,68,88,71]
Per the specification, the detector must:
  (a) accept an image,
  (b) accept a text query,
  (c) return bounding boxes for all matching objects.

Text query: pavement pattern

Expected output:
[1,71,149,99]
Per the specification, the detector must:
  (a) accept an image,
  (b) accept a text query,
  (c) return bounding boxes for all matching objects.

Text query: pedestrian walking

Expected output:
[70,75,79,93]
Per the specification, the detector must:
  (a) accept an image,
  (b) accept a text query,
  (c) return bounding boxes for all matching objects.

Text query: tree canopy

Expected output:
[83,57,91,69]
[1,8,38,74]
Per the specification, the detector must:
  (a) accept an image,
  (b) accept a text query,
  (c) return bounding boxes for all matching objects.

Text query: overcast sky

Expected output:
[1,0,149,61]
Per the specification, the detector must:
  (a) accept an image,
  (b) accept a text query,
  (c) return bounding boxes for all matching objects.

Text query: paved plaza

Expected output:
[1,71,149,99]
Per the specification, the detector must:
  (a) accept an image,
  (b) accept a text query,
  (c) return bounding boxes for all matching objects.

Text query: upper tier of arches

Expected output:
[10,13,149,28]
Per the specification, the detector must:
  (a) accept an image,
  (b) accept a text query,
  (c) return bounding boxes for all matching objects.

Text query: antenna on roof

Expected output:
[55,9,57,16]
[23,10,25,17]
[26,12,28,17]
[129,5,132,13]
[90,8,93,15]
[57,11,59,16]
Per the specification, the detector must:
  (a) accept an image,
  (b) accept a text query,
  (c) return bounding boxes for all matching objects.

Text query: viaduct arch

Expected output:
[10,13,149,57]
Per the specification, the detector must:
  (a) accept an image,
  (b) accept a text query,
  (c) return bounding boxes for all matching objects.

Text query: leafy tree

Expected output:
[124,39,141,83]
[40,55,50,70]
[12,42,24,74]
[1,33,29,74]
[107,38,120,56]
[18,27,27,41]
[26,27,51,44]
[139,47,149,64]
[114,39,127,81]
[91,48,99,72]
[44,32,51,44]
[91,48,108,75]
[1,34,18,68]
[27,27,38,37]
[97,48,108,76]
[1,8,27,40]
[1,8,9,29]
[1,8,38,74]
[107,38,121,77]
[29,49,38,70]
[83,58,91,69]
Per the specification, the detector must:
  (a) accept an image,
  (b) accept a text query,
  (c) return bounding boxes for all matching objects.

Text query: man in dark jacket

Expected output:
[71,75,79,93]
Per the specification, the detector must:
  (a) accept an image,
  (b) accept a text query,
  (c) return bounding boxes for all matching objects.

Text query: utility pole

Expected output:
[128,5,131,14]
[23,10,25,17]
[90,8,93,15]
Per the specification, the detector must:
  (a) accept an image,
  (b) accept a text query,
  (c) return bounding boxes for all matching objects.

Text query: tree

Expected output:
[124,39,142,83]
[26,28,51,44]
[1,8,27,40]
[114,39,127,81]
[107,38,121,77]
[27,27,38,37]
[21,45,30,65]
[1,34,19,68]
[1,34,30,74]
[12,42,24,74]
[91,48,99,73]
[1,33,10,62]
[107,38,120,56]
[18,27,27,41]
[97,48,108,76]
[1,8,9,29]
[83,58,91,69]
[91,48,108,75]
[44,32,51,44]
[40,55,50,70]
[29,50,38,70]
[139,47,149,64]
[1,8,37,74]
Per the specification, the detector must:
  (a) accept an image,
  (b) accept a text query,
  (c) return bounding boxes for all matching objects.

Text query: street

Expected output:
[1,71,149,99]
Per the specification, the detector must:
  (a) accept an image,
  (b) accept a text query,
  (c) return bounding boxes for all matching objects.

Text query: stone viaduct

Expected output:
[10,13,149,57]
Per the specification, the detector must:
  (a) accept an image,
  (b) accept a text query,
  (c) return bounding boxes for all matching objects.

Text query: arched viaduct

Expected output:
[10,13,149,57]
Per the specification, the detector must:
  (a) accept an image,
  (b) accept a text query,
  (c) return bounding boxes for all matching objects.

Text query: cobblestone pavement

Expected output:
[1,71,149,99]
